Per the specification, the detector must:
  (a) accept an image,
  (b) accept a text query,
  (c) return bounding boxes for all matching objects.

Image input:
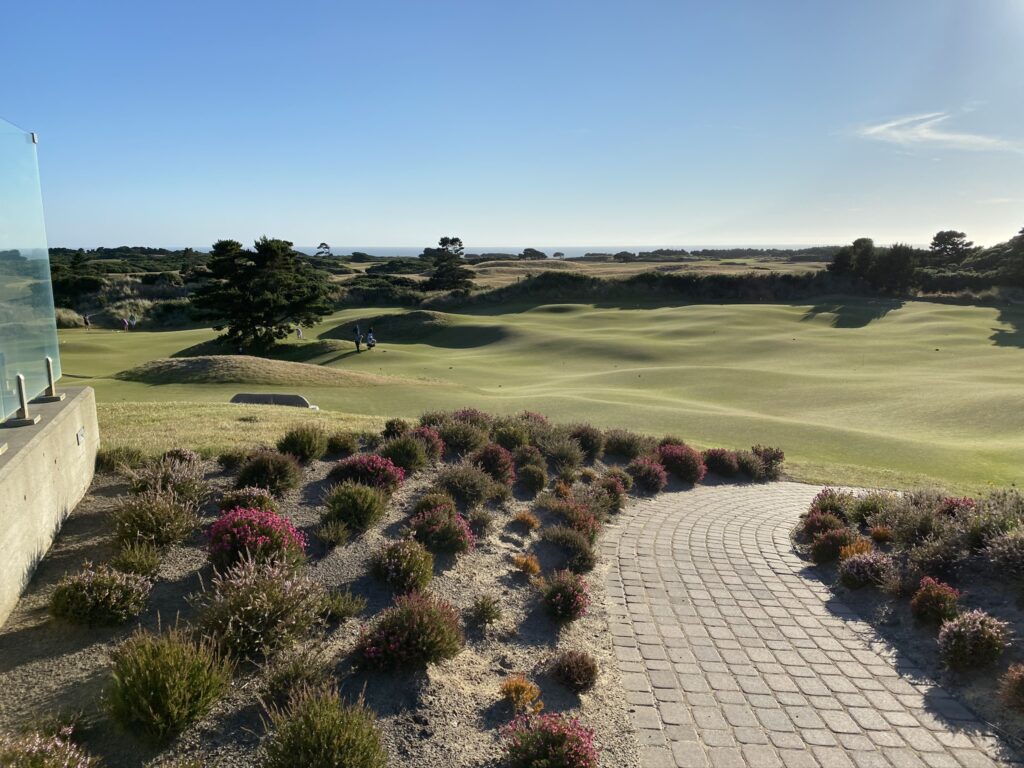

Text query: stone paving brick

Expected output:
[606,482,1019,766]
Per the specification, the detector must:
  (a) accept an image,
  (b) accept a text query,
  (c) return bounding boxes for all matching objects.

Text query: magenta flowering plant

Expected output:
[356,592,464,670]
[626,456,668,494]
[937,496,976,516]
[449,407,493,429]
[410,426,445,461]
[0,727,99,768]
[472,443,516,486]
[502,713,598,768]
[541,570,591,622]
[328,454,405,494]
[407,505,476,554]
[206,507,307,569]
[701,447,740,477]
[656,443,706,484]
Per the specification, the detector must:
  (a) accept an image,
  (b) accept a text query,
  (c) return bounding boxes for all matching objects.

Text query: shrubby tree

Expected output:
[192,237,332,351]
[421,236,474,291]
[929,230,974,265]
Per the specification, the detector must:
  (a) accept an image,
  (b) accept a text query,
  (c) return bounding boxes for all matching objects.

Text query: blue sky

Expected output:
[3,0,1023,249]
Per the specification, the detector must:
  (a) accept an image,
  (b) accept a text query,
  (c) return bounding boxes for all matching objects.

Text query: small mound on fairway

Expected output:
[116,355,417,387]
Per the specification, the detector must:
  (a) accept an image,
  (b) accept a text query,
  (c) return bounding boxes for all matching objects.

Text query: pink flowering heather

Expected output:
[328,453,405,493]
[206,507,306,569]
[626,456,668,494]
[938,496,976,516]
[598,474,627,512]
[502,713,598,768]
[0,727,98,768]
[541,570,591,622]
[517,410,550,426]
[656,443,706,484]
[472,443,516,486]
[356,592,464,670]
[938,609,1010,669]
[449,407,493,429]
[701,447,740,477]
[408,505,476,553]
[410,426,445,461]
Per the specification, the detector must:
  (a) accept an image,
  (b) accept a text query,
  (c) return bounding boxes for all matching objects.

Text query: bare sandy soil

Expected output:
[0,457,640,767]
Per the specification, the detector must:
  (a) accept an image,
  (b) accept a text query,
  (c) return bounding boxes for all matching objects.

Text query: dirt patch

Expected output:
[0,457,640,767]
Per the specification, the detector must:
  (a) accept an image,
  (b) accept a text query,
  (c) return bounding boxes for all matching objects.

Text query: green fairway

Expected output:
[60,297,1024,492]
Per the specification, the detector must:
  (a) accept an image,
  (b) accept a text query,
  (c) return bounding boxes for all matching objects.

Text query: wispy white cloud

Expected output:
[858,112,1023,154]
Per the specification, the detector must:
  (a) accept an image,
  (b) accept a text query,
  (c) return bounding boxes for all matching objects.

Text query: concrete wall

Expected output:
[0,386,98,626]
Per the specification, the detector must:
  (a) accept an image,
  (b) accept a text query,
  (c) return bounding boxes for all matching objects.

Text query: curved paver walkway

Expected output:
[605,482,1019,768]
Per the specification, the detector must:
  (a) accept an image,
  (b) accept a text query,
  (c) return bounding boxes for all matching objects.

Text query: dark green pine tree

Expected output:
[192,237,332,351]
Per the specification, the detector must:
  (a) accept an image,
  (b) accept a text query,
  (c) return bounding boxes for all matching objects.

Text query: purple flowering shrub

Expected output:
[219,486,278,513]
[541,570,591,622]
[206,507,306,569]
[372,539,434,593]
[472,443,517,486]
[502,713,598,768]
[702,448,740,477]
[838,551,890,589]
[810,527,857,563]
[938,609,1010,669]
[799,511,845,540]
[410,426,445,461]
[626,457,668,494]
[407,505,476,554]
[656,444,706,484]
[329,454,405,494]
[809,487,855,520]
[356,593,464,670]
[910,577,961,624]
[0,727,98,767]
[597,473,627,512]
[50,563,151,626]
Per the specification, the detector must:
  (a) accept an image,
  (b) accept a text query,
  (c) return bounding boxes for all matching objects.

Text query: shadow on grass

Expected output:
[992,304,1024,349]
[800,298,904,328]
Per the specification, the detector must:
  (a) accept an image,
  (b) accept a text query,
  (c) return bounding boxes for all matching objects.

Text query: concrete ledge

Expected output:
[0,386,98,627]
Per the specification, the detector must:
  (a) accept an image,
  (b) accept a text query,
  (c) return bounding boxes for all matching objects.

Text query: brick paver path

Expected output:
[605,482,1019,768]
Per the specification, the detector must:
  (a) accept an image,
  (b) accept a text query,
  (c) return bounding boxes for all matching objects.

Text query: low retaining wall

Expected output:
[0,386,98,626]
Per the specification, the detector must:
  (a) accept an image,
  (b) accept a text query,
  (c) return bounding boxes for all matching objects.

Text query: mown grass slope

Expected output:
[59,296,1024,492]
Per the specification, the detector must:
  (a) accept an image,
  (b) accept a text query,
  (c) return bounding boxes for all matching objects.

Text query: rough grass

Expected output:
[62,297,1024,491]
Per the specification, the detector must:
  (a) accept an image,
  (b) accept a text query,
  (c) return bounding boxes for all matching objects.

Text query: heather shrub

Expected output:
[751,444,785,479]
[799,511,844,540]
[449,407,493,429]
[473,443,517,486]
[264,647,331,707]
[809,487,855,520]
[492,419,531,451]
[838,551,890,589]
[907,534,965,578]
[541,435,585,475]
[512,553,541,577]
[0,728,98,768]
[937,496,976,517]
[436,463,500,508]
[321,587,368,623]
[379,435,428,474]
[549,650,599,693]
[382,417,411,440]
[597,474,627,512]
[107,626,232,743]
[603,429,650,460]
[218,447,254,471]
[372,539,434,593]
[127,456,209,505]
[237,451,302,496]
[850,491,898,525]
[603,466,633,492]
[513,444,546,470]
[317,519,350,548]
[163,447,201,465]
[111,490,199,547]
[891,505,949,549]
[329,454,405,495]
[110,541,161,578]
[961,489,1024,550]
[573,484,615,522]
[838,537,873,561]
[541,570,590,622]
[356,593,464,670]
[417,410,449,428]
[219,486,278,513]
[879,557,925,597]
[193,558,324,660]
[502,713,598,768]
[626,457,668,494]
[657,444,706,484]
[810,528,857,564]
[547,500,601,543]
[511,510,541,533]
[518,464,548,496]
[468,508,494,538]
[263,684,388,768]
[938,610,1009,670]
[1000,664,1024,711]
[96,445,146,473]
[407,505,476,553]
[277,423,329,462]
[438,421,489,455]
[326,431,360,456]
[869,525,894,544]
[910,577,961,624]
[501,675,544,715]
[50,563,151,626]
[409,426,444,461]
[542,526,597,573]
[702,448,739,477]
[569,424,605,462]
[412,490,458,518]
[468,594,502,628]
[985,530,1024,579]
[206,507,306,569]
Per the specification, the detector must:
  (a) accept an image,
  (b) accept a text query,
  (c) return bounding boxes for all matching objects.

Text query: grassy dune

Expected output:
[59,297,1024,492]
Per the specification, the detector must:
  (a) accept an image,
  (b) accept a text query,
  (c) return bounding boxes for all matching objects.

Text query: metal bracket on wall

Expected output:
[2,374,41,428]
[33,357,65,404]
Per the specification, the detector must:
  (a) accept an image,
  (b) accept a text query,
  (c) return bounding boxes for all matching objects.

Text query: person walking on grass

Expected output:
[296,326,303,340]
[366,326,376,350]
[128,313,137,330]
[354,323,362,353]
[84,314,91,329]
[121,316,129,332]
